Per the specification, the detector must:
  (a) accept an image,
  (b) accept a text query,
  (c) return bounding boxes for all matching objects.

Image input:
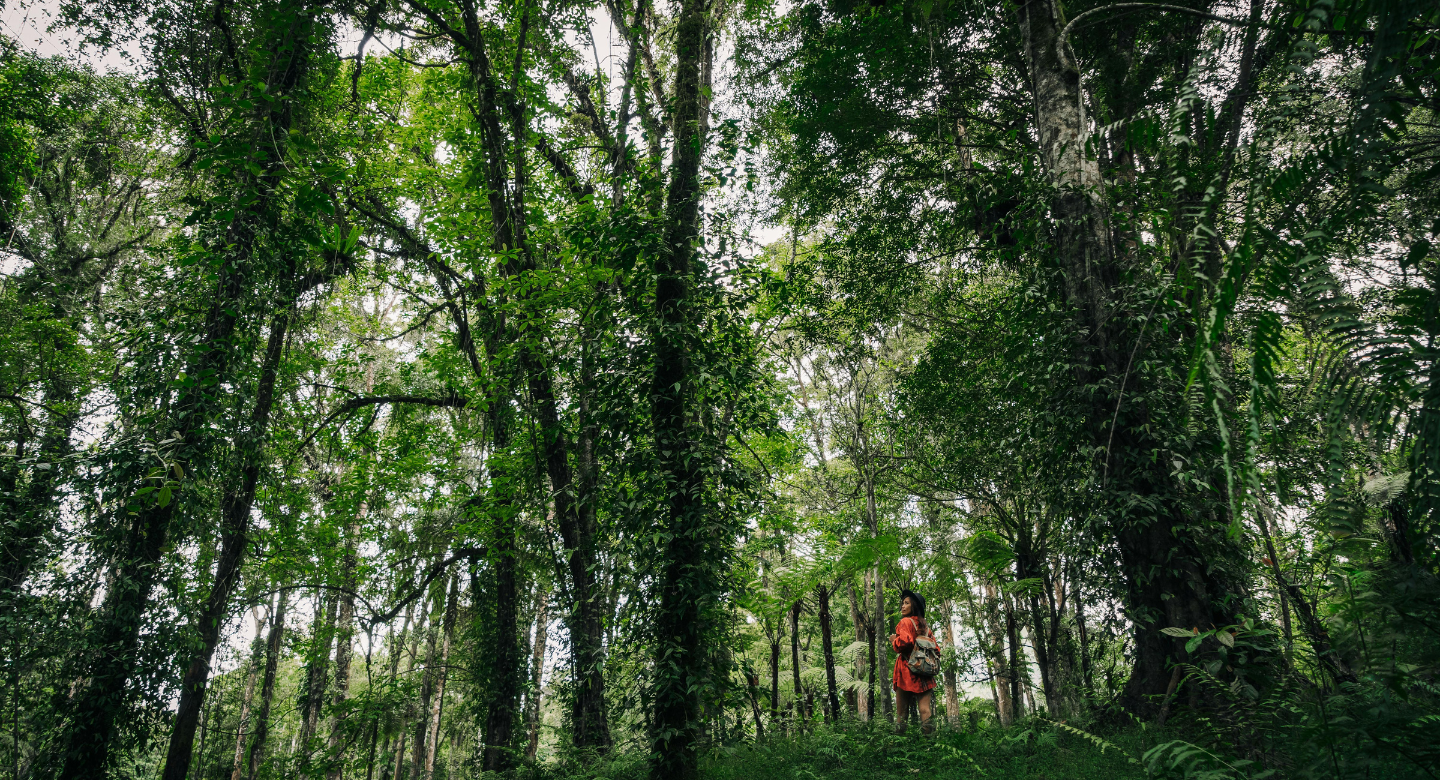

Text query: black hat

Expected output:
[899,588,926,618]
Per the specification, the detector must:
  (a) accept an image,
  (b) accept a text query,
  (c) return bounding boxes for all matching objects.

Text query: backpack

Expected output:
[905,618,943,678]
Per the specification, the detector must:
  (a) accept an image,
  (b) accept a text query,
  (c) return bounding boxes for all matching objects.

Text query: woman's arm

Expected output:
[890,617,915,654]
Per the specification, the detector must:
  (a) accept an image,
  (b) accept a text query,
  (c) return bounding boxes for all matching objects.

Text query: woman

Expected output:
[889,589,938,735]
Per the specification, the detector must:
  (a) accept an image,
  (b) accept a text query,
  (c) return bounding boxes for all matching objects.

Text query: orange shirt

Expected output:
[891,616,938,694]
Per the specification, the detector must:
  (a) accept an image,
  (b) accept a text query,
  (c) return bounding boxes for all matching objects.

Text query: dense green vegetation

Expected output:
[1,0,1438,777]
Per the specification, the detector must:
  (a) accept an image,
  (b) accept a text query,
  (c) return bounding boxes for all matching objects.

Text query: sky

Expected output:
[2,0,138,71]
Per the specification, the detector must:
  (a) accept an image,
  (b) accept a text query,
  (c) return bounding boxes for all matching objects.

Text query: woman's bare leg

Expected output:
[894,689,911,734]
[918,691,935,735]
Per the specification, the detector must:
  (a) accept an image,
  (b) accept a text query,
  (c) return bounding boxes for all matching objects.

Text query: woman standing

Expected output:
[889,589,938,735]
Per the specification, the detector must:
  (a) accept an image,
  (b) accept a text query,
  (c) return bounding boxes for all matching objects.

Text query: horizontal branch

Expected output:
[365,546,485,626]
[292,393,469,458]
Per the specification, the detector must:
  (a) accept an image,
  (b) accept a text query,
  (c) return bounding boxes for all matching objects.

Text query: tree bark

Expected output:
[940,600,961,726]
[301,589,339,757]
[412,596,439,779]
[983,581,1013,725]
[164,309,293,780]
[246,589,288,780]
[423,575,459,779]
[647,0,711,772]
[816,584,840,723]
[230,609,266,780]
[848,582,866,719]
[768,619,781,728]
[481,485,522,771]
[746,669,765,738]
[1018,0,1246,717]
[525,586,550,761]
[1005,590,1024,720]
[789,599,805,726]
[57,7,322,774]
[325,513,362,780]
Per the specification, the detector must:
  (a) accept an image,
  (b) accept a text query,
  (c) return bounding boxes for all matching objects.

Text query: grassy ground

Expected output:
[523,709,1431,780]
[703,719,1151,780]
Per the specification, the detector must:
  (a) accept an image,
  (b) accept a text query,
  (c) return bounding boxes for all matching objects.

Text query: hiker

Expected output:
[889,588,940,735]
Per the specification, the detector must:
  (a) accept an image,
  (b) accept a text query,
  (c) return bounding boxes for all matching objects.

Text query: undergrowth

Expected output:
[520,702,1435,780]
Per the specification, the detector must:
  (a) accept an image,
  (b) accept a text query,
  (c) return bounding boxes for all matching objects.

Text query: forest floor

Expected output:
[531,719,1159,780]
[702,720,1151,780]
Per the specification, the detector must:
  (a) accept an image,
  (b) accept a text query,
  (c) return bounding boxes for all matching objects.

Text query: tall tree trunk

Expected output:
[768,620,781,728]
[423,576,459,779]
[940,600,961,726]
[816,584,840,723]
[1071,576,1094,692]
[411,598,440,779]
[1016,550,1058,716]
[391,731,408,780]
[326,513,363,780]
[526,331,610,753]
[648,0,712,772]
[873,569,891,720]
[1018,0,1246,717]
[525,586,550,761]
[302,589,339,756]
[57,7,320,774]
[481,479,522,772]
[789,599,805,726]
[848,582,865,719]
[1004,588,1024,720]
[246,589,288,780]
[230,609,266,780]
[746,669,765,738]
[164,310,293,780]
[983,582,1013,725]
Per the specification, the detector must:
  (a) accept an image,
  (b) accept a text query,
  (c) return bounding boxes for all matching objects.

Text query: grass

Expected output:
[703,718,1151,780]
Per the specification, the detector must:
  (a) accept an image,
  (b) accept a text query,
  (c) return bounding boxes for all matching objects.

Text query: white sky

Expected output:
[1,0,139,71]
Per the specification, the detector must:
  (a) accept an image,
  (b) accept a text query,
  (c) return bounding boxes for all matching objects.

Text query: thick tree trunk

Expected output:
[481,502,522,771]
[525,586,550,761]
[1018,0,1246,717]
[816,584,841,723]
[246,589,288,780]
[647,0,711,772]
[525,359,610,753]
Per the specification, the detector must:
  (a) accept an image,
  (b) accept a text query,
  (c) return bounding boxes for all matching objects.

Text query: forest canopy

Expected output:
[0,0,1438,777]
